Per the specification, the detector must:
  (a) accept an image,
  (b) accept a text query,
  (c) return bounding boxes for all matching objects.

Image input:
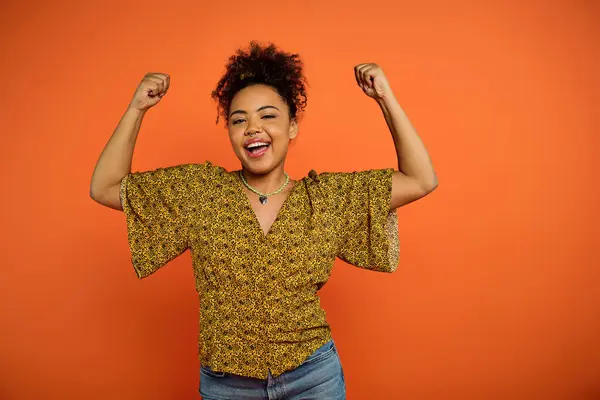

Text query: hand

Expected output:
[128,72,170,111]
[354,63,391,100]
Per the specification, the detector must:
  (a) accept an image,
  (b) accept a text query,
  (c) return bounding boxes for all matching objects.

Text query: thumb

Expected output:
[373,76,384,96]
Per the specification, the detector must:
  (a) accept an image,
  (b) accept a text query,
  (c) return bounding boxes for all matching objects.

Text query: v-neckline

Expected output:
[231,171,302,240]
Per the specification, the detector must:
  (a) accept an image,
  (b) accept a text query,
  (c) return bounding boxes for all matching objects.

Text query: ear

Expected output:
[288,119,298,140]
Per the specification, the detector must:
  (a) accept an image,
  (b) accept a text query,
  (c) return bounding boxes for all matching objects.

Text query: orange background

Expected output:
[1,1,598,399]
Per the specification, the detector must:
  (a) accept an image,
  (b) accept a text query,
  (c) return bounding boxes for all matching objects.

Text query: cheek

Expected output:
[272,133,291,150]
[228,127,244,144]
[269,120,292,138]
[273,135,291,154]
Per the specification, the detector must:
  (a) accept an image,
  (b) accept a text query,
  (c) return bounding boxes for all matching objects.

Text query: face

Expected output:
[228,84,298,175]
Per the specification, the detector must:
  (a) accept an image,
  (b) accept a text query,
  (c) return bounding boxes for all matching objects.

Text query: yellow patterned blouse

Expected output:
[120,161,399,379]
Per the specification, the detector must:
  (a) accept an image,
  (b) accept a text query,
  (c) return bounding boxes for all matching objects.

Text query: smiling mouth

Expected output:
[245,142,271,156]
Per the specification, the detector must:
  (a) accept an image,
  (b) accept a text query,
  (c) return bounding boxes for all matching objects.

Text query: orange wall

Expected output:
[1,1,598,399]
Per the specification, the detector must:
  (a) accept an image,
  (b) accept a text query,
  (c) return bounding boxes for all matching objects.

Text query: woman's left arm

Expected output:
[355,63,438,210]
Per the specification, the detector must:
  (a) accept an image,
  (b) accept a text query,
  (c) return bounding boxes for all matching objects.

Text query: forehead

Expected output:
[230,84,287,109]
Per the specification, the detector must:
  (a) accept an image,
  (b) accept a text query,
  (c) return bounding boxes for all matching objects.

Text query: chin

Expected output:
[244,166,269,175]
[242,160,282,176]
[238,158,267,173]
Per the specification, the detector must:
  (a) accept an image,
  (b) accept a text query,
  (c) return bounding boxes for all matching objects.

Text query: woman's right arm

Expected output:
[89,73,170,210]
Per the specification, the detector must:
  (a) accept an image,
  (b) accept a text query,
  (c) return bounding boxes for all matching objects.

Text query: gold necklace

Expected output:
[239,171,290,205]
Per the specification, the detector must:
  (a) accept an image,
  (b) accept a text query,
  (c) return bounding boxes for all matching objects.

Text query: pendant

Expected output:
[259,195,268,205]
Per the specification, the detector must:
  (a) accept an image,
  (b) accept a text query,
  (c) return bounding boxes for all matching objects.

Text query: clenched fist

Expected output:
[354,63,391,100]
[128,72,171,111]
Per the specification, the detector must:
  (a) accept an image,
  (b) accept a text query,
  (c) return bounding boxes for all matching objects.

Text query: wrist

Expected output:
[375,92,398,109]
[125,105,147,118]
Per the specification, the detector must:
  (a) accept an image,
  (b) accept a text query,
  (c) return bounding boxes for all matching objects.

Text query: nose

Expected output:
[245,118,262,136]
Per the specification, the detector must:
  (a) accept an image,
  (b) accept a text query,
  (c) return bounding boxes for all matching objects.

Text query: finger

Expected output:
[355,64,370,86]
[146,76,165,94]
[372,75,384,96]
[159,76,169,97]
[357,65,372,88]
[354,66,362,88]
[355,65,366,88]
[363,66,377,88]
[144,72,165,88]
[154,73,170,92]
[164,74,170,92]
[146,82,160,96]
[356,71,367,91]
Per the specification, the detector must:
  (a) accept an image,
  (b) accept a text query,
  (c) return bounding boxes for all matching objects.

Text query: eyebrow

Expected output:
[229,105,280,118]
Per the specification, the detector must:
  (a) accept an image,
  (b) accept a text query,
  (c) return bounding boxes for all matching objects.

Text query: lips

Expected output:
[244,138,272,158]
[244,137,271,147]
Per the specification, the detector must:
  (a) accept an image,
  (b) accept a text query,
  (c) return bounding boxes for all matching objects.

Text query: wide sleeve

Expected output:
[120,163,207,279]
[321,169,400,273]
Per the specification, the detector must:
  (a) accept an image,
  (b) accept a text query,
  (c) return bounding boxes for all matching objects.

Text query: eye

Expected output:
[262,115,275,119]
[232,118,246,125]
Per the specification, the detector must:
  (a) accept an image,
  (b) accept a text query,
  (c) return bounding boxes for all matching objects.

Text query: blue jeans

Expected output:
[199,339,346,399]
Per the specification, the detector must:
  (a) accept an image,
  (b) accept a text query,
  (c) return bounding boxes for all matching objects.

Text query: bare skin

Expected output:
[89,72,170,210]
[238,179,296,237]
[225,84,299,236]
[353,63,438,208]
[90,63,438,224]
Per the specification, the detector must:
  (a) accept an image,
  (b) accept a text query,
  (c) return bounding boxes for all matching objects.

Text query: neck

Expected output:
[241,164,289,193]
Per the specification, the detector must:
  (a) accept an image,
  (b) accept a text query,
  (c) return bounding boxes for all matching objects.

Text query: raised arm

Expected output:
[354,63,438,210]
[89,73,170,210]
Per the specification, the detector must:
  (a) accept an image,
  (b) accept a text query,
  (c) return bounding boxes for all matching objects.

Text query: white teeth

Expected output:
[247,142,269,149]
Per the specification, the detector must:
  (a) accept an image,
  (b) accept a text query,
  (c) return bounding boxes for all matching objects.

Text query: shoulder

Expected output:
[161,161,225,175]
[125,161,228,192]
[300,171,355,204]
[305,168,395,194]
[131,161,225,179]
[305,169,358,189]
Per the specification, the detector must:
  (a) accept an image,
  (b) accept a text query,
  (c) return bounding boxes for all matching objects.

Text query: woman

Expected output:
[90,42,437,399]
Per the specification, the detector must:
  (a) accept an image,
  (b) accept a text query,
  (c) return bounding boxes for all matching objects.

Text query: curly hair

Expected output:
[211,41,308,125]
